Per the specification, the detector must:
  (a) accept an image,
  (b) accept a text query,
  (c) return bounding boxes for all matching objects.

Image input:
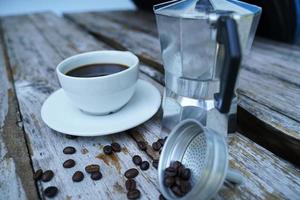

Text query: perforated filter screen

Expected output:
[182,132,208,185]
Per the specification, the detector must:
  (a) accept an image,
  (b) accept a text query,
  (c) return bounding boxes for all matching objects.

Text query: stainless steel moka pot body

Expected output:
[154,0,261,135]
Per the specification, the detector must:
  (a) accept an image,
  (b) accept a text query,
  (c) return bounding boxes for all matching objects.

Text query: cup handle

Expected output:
[214,16,241,114]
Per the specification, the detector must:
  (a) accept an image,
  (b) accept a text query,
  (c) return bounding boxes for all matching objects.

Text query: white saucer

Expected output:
[41,80,161,136]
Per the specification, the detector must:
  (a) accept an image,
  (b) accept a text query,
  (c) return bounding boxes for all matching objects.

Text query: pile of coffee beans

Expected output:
[124,168,141,199]
[103,142,122,155]
[163,161,192,197]
[132,155,150,171]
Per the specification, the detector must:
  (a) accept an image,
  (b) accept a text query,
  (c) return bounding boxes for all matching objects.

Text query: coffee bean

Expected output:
[72,171,84,182]
[85,164,100,173]
[44,186,58,198]
[164,176,175,187]
[171,185,184,197]
[125,168,139,179]
[181,168,191,180]
[152,159,159,169]
[103,145,113,155]
[177,165,185,177]
[63,146,76,154]
[164,167,177,177]
[171,161,182,170]
[175,177,182,187]
[159,194,166,200]
[111,142,121,152]
[33,169,43,180]
[137,141,147,151]
[42,170,54,182]
[125,179,136,191]
[140,161,150,170]
[157,139,165,146]
[180,181,191,193]
[63,159,75,168]
[132,155,142,166]
[127,189,141,199]
[66,135,78,139]
[91,171,102,180]
[152,141,161,151]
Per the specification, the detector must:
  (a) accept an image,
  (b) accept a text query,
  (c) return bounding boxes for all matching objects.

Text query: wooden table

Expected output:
[0,11,300,200]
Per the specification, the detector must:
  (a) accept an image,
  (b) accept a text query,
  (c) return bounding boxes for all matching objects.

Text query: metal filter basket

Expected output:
[158,119,243,200]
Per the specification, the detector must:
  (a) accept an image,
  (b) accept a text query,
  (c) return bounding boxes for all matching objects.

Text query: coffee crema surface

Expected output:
[66,63,128,78]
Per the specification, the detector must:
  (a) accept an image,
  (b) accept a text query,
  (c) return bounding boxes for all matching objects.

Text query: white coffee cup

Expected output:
[56,50,139,115]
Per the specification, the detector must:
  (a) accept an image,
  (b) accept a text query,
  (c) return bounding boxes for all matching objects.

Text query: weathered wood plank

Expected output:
[36,11,299,199]
[1,13,162,200]
[0,25,39,199]
[65,11,300,164]
[2,12,300,200]
[64,12,163,72]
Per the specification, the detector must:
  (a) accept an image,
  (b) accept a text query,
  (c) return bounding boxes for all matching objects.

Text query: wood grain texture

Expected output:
[59,12,300,199]
[64,12,163,72]
[65,11,300,163]
[1,13,163,200]
[1,12,300,199]
[0,25,39,200]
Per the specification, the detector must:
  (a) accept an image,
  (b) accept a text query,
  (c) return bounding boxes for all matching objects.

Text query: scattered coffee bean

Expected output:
[140,161,150,170]
[111,142,121,152]
[63,146,76,154]
[164,176,175,187]
[180,181,191,193]
[103,145,113,155]
[44,186,58,198]
[63,159,76,168]
[152,159,159,169]
[65,135,78,139]
[91,171,102,180]
[137,141,147,151]
[157,138,165,146]
[171,185,184,197]
[181,168,191,180]
[125,179,136,191]
[72,171,84,182]
[132,155,142,166]
[127,189,141,199]
[165,167,177,177]
[33,169,43,180]
[159,194,166,200]
[152,141,161,151]
[85,164,100,173]
[125,168,139,179]
[42,170,54,182]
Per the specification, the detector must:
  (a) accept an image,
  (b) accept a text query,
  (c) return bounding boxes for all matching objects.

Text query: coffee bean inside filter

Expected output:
[158,119,243,200]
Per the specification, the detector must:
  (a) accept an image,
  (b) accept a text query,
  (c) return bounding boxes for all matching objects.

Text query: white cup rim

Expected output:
[56,50,139,81]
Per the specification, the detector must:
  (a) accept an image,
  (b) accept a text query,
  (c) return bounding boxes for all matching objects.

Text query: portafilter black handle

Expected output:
[215,16,242,113]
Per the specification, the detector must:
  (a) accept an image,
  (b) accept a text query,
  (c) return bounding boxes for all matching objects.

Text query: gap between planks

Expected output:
[0,22,40,200]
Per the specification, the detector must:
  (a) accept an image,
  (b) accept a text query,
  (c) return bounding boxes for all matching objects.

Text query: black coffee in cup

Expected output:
[66,63,128,78]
